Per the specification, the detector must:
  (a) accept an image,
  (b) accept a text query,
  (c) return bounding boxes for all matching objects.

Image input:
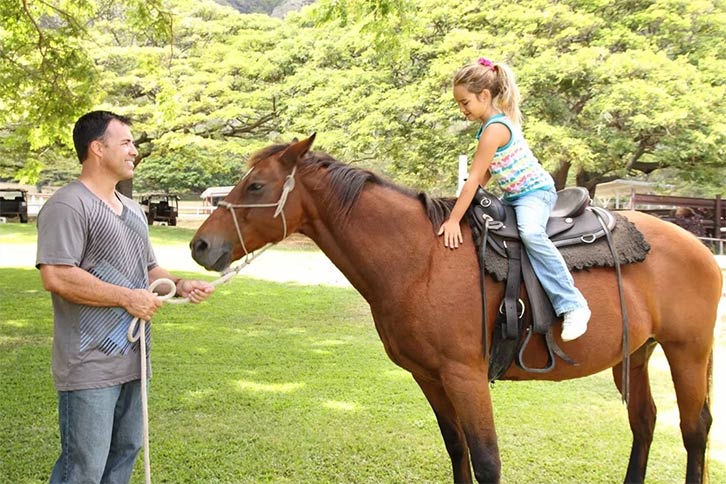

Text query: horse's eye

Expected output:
[247,183,264,193]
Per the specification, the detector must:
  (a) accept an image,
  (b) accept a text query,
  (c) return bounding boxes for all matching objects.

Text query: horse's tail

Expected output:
[707,349,714,411]
[704,349,714,482]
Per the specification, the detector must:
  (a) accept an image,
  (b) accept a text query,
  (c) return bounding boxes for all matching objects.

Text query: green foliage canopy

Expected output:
[2,0,724,197]
[0,0,171,184]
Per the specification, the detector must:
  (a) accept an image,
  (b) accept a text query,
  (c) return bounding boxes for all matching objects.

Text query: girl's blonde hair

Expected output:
[453,58,522,125]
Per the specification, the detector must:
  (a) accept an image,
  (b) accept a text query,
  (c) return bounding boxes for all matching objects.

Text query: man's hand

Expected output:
[176,279,215,303]
[124,289,164,321]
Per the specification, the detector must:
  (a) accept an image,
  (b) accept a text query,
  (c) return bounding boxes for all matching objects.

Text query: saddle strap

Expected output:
[595,210,631,405]
[517,250,578,373]
[519,249,555,334]
[503,241,523,340]
[478,220,491,359]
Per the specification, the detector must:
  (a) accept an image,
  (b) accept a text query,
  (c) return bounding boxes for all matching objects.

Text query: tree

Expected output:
[5,0,724,199]
[0,0,172,184]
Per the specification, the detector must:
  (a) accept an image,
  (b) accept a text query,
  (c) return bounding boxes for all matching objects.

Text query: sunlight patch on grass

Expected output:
[383,369,410,380]
[234,379,305,394]
[0,335,22,345]
[185,388,217,401]
[312,339,347,347]
[228,328,271,337]
[310,349,332,355]
[322,400,359,412]
[2,319,29,328]
[157,322,201,332]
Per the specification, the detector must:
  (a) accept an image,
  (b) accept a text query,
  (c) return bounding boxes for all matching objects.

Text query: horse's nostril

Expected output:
[193,238,209,254]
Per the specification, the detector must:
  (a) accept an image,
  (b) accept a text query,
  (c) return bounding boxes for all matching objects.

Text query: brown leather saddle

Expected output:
[468,187,621,381]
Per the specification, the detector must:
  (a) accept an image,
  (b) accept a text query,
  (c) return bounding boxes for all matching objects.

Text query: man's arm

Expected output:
[39,264,162,321]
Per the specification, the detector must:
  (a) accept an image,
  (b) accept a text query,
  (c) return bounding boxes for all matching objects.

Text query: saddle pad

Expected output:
[476,212,651,282]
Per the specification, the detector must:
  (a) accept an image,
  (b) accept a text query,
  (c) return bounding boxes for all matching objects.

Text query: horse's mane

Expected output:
[248,143,456,231]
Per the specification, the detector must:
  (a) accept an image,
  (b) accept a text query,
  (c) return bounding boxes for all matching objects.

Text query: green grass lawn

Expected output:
[2,224,725,483]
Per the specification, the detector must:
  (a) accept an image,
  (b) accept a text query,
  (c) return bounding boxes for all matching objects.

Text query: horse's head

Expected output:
[191,135,315,271]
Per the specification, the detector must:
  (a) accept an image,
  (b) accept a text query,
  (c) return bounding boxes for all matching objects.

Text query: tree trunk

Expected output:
[116,156,145,198]
[549,160,571,190]
[116,179,133,198]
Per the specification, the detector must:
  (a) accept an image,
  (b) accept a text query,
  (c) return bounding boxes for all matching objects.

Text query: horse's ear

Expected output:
[281,133,316,166]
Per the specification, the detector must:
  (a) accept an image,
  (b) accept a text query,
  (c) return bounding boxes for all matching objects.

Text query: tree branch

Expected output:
[21,0,46,55]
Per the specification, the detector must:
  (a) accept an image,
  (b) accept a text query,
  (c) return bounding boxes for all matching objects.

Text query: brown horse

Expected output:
[190,135,721,484]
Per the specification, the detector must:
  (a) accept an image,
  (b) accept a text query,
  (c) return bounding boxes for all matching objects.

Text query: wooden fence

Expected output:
[630,193,724,239]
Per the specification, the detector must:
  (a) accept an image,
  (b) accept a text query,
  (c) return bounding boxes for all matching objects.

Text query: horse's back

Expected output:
[624,210,721,285]
[622,210,722,340]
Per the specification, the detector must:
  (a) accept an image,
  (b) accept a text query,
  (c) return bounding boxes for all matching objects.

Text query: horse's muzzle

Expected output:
[190,237,232,272]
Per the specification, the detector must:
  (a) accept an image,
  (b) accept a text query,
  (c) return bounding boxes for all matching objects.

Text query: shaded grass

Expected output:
[2,268,724,483]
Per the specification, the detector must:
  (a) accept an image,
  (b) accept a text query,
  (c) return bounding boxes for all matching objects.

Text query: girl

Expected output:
[438,57,590,341]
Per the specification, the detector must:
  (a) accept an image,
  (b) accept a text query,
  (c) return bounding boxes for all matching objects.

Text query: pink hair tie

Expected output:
[477,57,495,70]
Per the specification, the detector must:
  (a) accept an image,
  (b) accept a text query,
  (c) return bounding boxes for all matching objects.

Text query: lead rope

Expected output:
[125,165,297,484]
[127,278,177,484]
[125,258,272,484]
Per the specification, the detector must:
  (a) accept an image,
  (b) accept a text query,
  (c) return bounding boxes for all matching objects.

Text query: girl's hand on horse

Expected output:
[438,219,463,249]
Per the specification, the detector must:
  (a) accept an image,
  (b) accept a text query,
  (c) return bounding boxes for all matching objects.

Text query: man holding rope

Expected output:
[36,110,215,484]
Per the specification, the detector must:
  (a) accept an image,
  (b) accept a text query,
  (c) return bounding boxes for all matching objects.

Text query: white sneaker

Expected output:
[561,306,591,342]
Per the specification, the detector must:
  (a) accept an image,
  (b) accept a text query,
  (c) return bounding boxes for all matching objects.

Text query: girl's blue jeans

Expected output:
[504,189,587,316]
[50,380,143,484]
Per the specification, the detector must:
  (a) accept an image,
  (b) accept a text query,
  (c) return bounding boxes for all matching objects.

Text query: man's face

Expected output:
[97,119,138,180]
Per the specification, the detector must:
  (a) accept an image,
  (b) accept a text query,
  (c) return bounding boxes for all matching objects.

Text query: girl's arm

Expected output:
[438,123,510,248]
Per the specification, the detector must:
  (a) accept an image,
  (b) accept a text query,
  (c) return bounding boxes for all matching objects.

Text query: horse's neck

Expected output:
[301,185,434,300]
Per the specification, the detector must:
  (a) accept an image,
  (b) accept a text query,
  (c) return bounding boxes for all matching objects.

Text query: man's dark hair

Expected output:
[72,111,132,163]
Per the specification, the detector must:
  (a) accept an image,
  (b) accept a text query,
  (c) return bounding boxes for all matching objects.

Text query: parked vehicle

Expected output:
[139,193,179,226]
[0,188,29,223]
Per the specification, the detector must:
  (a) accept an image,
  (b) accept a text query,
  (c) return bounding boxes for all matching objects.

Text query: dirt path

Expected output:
[0,241,350,287]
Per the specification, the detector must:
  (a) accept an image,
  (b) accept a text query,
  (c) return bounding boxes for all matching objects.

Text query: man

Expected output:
[36,111,215,483]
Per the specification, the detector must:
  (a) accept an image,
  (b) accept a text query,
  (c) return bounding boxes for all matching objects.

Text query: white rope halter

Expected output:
[216,165,297,274]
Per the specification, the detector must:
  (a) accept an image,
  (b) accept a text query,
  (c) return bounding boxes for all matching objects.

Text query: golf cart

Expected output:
[0,188,29,223]
[139,193,179,226]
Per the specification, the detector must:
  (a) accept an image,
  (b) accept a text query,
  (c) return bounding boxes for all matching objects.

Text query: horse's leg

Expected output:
[414,376,473,483]
[612,339,658,484]
[439,366,500,484]
[660,341,713,484]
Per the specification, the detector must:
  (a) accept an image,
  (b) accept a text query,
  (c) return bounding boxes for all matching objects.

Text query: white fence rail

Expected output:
[699,237,726,256]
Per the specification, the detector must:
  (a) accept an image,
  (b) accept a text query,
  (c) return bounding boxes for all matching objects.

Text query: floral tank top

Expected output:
[476,113,554,199]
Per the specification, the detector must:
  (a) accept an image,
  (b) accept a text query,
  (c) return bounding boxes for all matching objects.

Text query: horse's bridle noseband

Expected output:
[217,165,297,265]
